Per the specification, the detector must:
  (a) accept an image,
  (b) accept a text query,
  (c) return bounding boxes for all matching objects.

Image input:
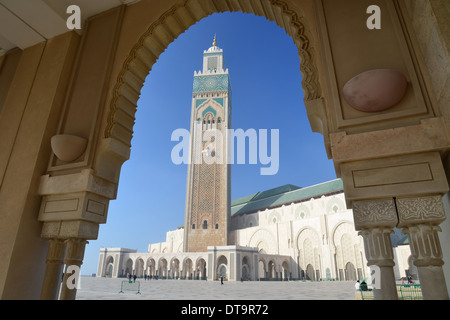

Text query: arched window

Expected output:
[215,224,219,229]
[192,224,195,229]
[203,220,208,229]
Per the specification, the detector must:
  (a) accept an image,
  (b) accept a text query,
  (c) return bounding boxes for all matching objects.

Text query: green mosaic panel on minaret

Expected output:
[193,74,230,93]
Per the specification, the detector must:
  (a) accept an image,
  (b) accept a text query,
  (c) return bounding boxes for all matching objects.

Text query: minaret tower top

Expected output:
[199,35,227,74]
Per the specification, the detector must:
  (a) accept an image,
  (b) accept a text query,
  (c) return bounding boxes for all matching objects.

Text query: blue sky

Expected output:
[81,12,337,275]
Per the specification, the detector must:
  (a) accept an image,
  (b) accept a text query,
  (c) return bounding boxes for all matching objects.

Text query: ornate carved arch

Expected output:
[104,0,322,149]
[248,228,277,254]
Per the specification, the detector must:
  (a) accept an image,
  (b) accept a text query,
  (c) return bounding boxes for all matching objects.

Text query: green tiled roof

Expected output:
[178,179,343,228]
[231,179,343,216]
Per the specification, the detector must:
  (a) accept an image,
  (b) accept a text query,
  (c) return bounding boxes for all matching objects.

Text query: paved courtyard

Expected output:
[75,276,356,300]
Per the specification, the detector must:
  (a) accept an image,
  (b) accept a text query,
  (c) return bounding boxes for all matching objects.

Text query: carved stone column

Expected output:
[396,195,449,300]
[38,169,117,299]
[40,239,65,300]
[59,239,88,300]
[352,199,399,300]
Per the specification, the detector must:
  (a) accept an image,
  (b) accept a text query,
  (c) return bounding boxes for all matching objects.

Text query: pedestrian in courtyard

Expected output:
[360,280,368,291]
[133,274,137,283]
[221,276,224,285]
[355,280,360,291]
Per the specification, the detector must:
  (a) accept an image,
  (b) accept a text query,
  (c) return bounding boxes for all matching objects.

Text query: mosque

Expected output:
[97,38,413,282]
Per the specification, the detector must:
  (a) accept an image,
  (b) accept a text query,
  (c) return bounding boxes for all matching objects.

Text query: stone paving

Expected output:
[75,276,356,300]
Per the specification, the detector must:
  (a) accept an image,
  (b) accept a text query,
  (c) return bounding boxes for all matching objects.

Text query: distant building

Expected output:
[98,38,413,282]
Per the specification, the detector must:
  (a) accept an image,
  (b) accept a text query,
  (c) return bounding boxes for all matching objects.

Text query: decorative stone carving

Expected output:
[358,227,399,300]
[51,134,87,162]
[343,69,407,112]
[352,199,398,230]
[358,228,395,267]
[396,195,446,227]
[403,224,443,267]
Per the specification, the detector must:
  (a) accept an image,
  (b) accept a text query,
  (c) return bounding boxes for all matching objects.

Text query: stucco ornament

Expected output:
[343,69,407,112]
[51,134,87,162]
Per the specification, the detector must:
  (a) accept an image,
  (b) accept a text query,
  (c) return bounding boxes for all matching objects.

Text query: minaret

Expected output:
[183,36,232,252]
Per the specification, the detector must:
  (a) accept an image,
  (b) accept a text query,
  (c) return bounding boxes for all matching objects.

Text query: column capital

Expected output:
[352,198,398,230]
[403,224,444,267]
[396,195,446,227]
[45,239,66,264]
[64,238,88,266]
[358,227,395,267]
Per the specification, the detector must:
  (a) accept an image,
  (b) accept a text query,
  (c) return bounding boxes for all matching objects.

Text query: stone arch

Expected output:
[306,264,315,280]
[248,229,277,254]
[102,0,322,163]
[281,260,290,280]
[268,260,276,279]
[241,255,250,281]
[217,255,228,280]
[104,255,114,277]
[244,215,257,228]
[146,258,156,277]
[326,196,346,214]
[182,257,194,279]
[195,257,207,280]
[296,227,321,279]
[258,258,267,280]
[345,261,357,281]
[170,257,181,279]
[124,258,133,277]
[135,257,145,277]
[294,203,311,220]
[332,221,362,273]
[296,227,321,251]
[267,210,282,224]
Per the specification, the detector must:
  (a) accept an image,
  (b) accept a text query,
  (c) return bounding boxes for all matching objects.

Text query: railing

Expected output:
[359,284,422,300]
[119,280,141,295]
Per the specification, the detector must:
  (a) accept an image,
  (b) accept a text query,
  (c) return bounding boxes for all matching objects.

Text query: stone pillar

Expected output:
[353,199,399,300]
[40,239,65,300]
[396,195,449,300]
[59,239,88,300]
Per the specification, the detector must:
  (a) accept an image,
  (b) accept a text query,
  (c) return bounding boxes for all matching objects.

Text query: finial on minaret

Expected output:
[213,34,217,47]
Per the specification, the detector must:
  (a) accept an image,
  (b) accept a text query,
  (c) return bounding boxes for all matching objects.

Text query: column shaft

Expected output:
[359,228,398,300]
[396,195,449,300]
[59,239,88,300]
[403,224,449,299]
[352,199,399,300]
[40,239,65,300]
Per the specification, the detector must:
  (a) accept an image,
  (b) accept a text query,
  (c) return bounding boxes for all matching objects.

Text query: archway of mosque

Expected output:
[1,0,445,300]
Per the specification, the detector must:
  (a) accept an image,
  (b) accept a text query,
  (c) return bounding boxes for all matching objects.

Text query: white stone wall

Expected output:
[99,191,412,280]
[230,192,370,280]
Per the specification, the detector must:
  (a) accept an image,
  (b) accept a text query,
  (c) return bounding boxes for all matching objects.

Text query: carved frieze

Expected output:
[396,195,446,227]
[352,199,398,230]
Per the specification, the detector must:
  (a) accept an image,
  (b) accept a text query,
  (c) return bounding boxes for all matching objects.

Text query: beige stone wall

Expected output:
[0,32,80,298]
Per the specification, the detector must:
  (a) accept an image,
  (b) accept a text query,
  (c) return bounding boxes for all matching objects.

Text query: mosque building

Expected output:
[97,38,413,282]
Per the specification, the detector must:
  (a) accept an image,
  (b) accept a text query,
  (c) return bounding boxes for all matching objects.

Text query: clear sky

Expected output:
[81,12,337,275]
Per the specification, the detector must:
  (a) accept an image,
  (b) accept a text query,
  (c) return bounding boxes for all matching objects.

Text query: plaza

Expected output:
[75,276,356,300]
